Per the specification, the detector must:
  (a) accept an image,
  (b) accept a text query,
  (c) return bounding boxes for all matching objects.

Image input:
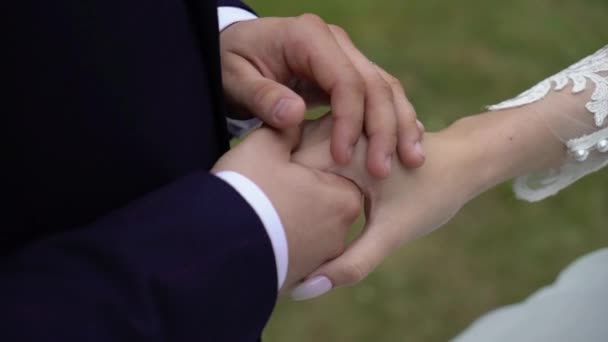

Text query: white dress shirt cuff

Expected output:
[213,171,288,290]
[217,6,258,32]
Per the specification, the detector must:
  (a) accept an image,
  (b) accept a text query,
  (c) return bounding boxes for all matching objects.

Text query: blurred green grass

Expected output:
[245,0,608,341]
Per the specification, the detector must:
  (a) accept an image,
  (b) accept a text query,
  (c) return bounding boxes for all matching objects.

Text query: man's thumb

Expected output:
[226,62,306,128]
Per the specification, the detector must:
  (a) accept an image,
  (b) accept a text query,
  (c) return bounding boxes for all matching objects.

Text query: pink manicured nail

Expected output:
[291,276,333,301]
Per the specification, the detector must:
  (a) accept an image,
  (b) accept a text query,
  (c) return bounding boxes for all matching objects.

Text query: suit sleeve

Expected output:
[0,171,277,341]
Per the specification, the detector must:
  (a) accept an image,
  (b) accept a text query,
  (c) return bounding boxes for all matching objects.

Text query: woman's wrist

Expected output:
[439,106,568,199]
[418,130,493,205]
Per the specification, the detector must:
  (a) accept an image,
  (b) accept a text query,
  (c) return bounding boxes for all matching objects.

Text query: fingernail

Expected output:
[414,142,425,158]
[291,276,333,301]
[385,154,392,174]
[416,119,425,132]
[273,98,294,123]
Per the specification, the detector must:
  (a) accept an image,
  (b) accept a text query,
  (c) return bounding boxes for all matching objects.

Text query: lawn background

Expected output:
[245,1,608,341]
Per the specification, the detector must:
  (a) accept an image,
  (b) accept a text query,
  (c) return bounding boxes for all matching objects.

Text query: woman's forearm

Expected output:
[444,103,568,198]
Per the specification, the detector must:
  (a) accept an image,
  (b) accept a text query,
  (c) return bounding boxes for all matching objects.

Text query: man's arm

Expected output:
[2,125,363,341]
[1,172,277,341]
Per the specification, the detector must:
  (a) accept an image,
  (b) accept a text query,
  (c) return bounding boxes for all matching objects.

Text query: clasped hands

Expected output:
[214,114,478,300]
[213,14,478,300]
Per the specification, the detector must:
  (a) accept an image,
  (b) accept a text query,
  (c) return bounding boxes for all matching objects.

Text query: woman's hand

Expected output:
[288,58,602,299]
[290,115,484,299]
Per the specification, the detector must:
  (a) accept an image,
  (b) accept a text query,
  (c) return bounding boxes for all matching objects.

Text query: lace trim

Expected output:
[489,46,608,202]
[513,157,608,202]
[489,45,608,127]
[514,128,608,202]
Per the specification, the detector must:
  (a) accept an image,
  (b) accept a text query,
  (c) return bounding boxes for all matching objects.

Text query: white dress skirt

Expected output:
[452,248,608,342]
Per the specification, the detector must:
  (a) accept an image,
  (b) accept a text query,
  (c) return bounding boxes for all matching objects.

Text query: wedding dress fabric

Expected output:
[452,249,608,342]
[452,47,607,341]
[489,46,608,202]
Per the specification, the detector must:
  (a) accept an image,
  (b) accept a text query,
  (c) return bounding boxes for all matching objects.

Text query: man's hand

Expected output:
[220,15,425,178]
[211,126,362,293]
[290,115,479,299]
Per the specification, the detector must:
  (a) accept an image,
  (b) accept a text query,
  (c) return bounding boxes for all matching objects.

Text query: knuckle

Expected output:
[398,106,418,126]
[341,189,362,221]
[383,131,399,147]
[298,13,326,27]
[387,75,403,91]
[375,78,394,99]
[328,24,348,38]
[366,109,396,134]
[252,81,279,110]
[402,118,419,135]
[286,36,310,57]
[341,261,367,285]
[342,73,366,95]
[370,134,398,155]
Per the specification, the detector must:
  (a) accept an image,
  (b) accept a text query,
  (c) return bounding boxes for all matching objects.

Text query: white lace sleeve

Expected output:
[488,46,608,202]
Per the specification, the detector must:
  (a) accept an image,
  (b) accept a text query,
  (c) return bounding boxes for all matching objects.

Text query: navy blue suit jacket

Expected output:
[4,1,278,341]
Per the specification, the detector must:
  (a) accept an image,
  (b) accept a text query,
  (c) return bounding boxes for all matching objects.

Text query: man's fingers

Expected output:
[283,14,366,164]
[361,72,397,178]
[328,25,400,178]
[374,66,425,168]
[222,53,306,128]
